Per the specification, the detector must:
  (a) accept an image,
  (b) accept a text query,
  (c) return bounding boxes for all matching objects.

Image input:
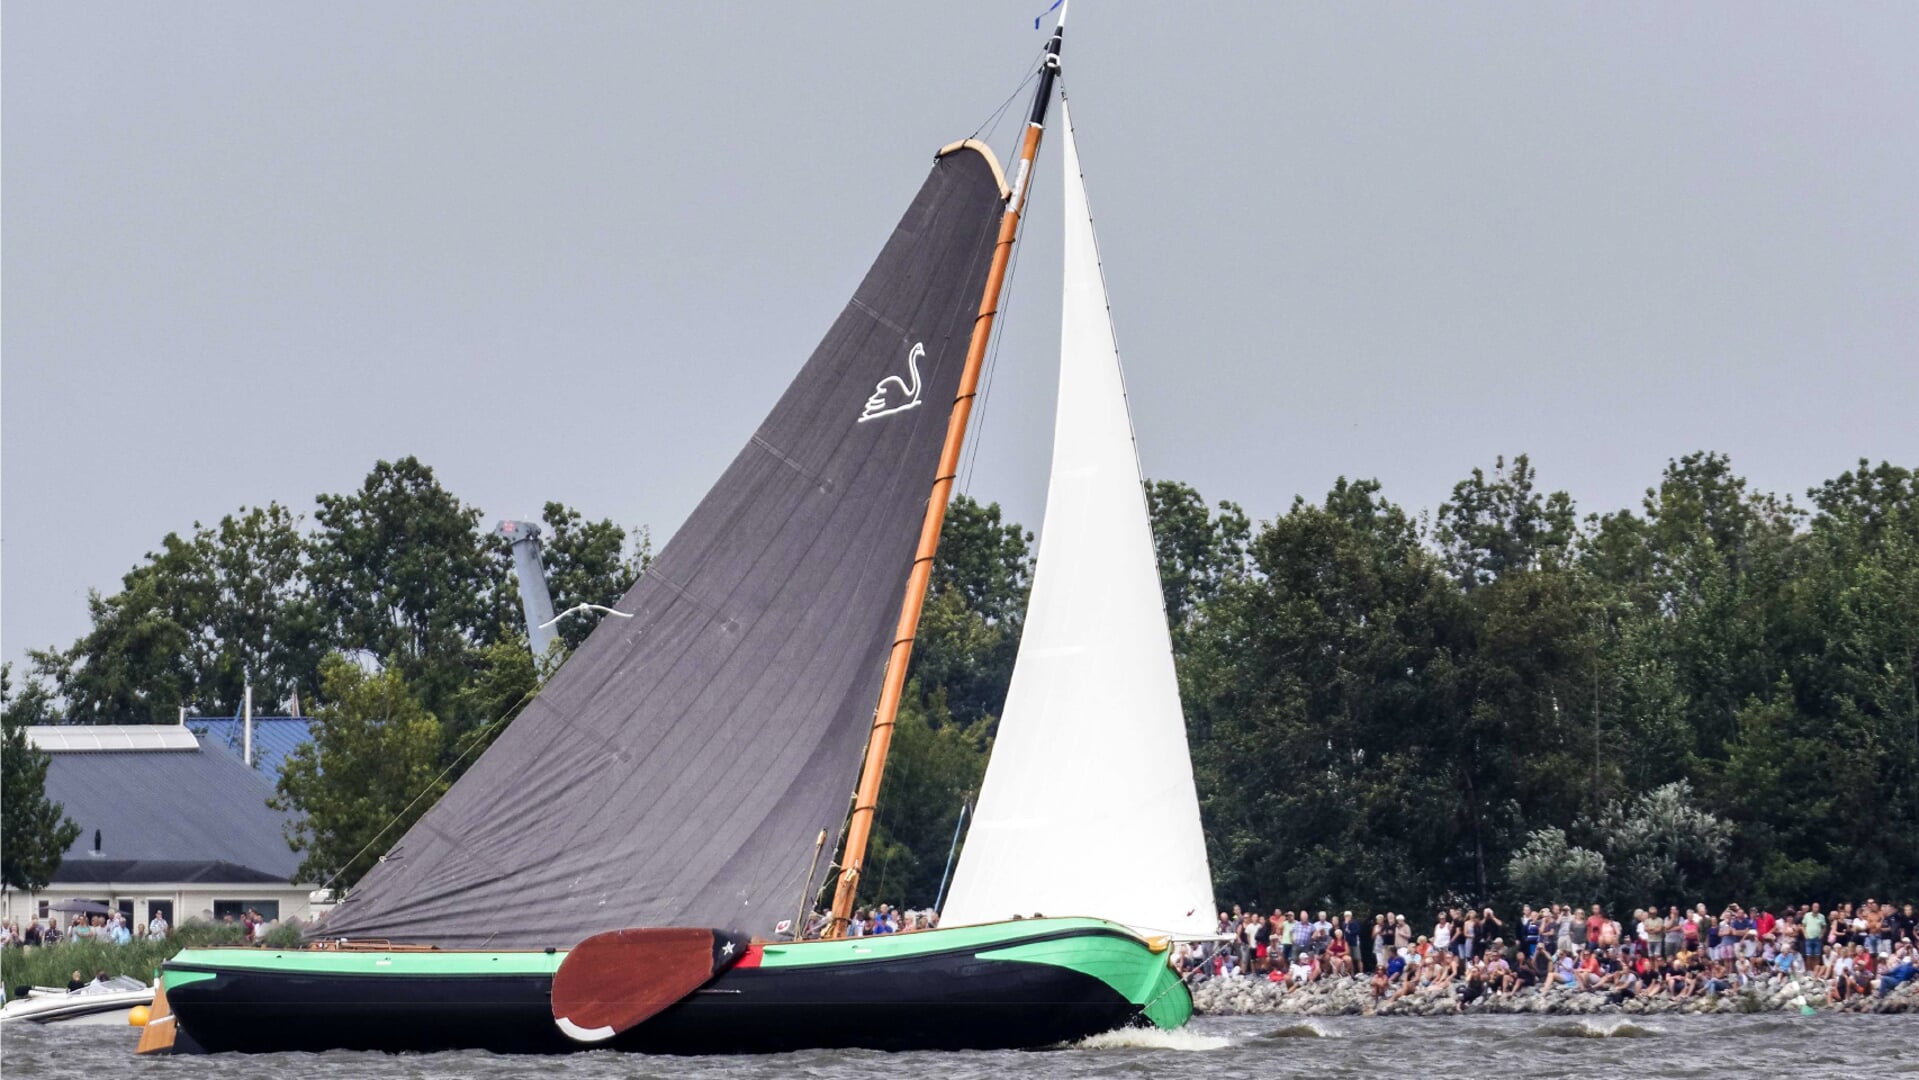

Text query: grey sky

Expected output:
[5,1,1915,668]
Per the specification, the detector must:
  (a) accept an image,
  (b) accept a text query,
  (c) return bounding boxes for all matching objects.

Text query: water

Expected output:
[5,1014,1915,1079]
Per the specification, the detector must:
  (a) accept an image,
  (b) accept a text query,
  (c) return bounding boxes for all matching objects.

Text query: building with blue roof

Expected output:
[188,715,314,786]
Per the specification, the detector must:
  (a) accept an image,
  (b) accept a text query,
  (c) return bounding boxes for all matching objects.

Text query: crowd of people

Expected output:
[0,907,282,950]
[0,912,158,947]
[809,904,940,937]
[1175,900,1919,1003]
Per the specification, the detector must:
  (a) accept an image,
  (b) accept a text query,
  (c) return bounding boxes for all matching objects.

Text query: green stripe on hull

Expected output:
[161,970,216,990]
[978,934,1192,1030]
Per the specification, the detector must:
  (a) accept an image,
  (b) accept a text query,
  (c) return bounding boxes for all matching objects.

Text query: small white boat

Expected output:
[0,976,152,1026]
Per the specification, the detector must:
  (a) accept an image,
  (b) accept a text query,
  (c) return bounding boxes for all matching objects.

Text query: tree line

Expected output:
[870,452,1918,915]
[4,452,1914,916]
[1,456,648,890]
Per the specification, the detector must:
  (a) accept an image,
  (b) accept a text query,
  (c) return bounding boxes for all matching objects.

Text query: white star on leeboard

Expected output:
[721,941,735,956]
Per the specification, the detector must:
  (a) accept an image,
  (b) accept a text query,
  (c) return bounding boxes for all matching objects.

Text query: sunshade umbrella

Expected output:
[49,900,113,916]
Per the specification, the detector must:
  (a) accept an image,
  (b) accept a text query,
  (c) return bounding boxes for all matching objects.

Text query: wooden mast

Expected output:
[826,17,1067,937]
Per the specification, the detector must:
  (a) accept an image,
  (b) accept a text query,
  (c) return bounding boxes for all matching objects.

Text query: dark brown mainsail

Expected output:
[321,146,1007,949]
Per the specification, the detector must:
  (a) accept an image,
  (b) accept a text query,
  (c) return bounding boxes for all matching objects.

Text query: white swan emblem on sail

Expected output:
[858,342,925,422]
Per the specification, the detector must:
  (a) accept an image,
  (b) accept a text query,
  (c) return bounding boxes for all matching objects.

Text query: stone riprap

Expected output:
[1189,974,1919,1017]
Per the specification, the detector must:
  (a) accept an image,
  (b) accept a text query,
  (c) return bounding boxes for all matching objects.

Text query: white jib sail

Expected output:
[939,105,1216,939]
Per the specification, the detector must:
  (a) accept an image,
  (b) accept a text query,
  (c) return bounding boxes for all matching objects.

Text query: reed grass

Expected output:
[1,922,247,995]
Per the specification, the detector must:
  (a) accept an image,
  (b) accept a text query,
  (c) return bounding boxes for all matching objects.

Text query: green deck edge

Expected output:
[166,948,565,978]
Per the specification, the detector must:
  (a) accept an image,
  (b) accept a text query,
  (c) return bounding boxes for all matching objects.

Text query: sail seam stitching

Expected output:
[850,296,911,343]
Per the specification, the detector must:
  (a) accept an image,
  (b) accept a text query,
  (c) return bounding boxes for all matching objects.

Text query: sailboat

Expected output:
[139,8,1208,1057]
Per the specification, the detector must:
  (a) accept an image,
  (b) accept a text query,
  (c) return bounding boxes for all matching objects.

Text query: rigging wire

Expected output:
[1055,77,1165,543]
[969,47,1045,145]
[959,72,1053,496]
[865,701,925,914]
[315,679,543,901]
[959,227,1028,496]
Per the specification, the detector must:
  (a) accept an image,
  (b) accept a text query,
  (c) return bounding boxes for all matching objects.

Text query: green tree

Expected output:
[907,496,1032,730]
[196,504,330,712]
[309,458,498,716]
[273,656,449,889]
[1506,827,1607,906]
[1712,690,1835,904]
[860,687,988,910]
[860,496,1030,902]
[1184,478,1474,911]
[1436,454,1577,590]
[1585,780,1731,909]
[1705,460,1919,901]
[31,534,207,723]
[1,666,83,892]
[531,502,652,651]
[441,633,544,772]
[1145,479,1251,632]
[30,504,324,722]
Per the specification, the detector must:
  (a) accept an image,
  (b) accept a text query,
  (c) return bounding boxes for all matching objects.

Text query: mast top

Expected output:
[1029,7,1066,127]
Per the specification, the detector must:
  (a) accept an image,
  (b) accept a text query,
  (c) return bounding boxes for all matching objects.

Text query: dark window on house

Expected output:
[212,899,280,922]
[146,899,174,926]
[116,899,134,924]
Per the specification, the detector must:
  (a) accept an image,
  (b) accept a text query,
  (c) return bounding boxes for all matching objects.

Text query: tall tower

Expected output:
[497,520,558,658]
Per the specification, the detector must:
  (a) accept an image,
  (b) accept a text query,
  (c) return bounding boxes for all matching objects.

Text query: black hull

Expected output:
[165,945,1145,1054]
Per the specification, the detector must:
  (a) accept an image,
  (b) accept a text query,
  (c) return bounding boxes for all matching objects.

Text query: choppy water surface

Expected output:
[5,1014,1915,1079]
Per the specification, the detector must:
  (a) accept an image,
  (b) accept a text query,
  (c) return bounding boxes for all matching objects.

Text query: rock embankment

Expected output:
[1189,974,1919,1017]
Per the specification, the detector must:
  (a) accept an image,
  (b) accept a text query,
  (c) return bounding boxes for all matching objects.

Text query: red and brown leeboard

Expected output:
[550,927,752,1042]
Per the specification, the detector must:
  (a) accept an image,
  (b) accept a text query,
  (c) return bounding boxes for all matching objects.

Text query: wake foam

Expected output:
[1262,1020,1341,1039]
[1072,1026,1232,1051]
[1531,1019,1661,1039]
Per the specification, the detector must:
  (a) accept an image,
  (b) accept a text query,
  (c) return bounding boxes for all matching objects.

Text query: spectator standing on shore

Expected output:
[1804,904,1827,963]
[1480,908,1504,956]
